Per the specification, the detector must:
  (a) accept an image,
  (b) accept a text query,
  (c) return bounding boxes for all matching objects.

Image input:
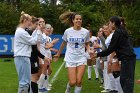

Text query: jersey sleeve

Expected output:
[85,31,90,42]
[62,30,67,42]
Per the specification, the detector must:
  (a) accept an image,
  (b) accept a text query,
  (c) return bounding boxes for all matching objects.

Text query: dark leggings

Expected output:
[120,57,136,93]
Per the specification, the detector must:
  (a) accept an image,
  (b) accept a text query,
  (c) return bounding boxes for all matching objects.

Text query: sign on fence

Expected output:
[0,35,140,59]
[0,35,65,56]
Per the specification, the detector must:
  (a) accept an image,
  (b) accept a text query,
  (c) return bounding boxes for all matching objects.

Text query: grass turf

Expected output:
[0,58,140,93]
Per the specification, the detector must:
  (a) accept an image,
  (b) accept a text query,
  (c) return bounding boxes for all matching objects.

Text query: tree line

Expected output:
[0,0,140,46]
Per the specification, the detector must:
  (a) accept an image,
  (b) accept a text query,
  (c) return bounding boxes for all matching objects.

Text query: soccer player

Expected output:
[86,29,99,80]
[54,11,93,93]
[26,16,49,93]
[38,24,59,92]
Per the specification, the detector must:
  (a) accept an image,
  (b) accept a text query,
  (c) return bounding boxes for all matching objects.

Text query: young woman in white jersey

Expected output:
[54,11,92,93]
[26,16,50,93]
[38,24,59,92]
[86,29,99,80]
[45,25,59,88]
[94,24,118,93]
[37,17,46,77]
[14,12,43,93]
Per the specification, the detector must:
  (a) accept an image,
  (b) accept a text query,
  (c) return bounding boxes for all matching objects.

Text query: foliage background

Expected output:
[0,0,140,46]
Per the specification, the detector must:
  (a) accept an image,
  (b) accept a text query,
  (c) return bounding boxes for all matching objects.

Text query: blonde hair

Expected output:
[45,24,52,29]
[19,11,31,23]
[59,11,79,26]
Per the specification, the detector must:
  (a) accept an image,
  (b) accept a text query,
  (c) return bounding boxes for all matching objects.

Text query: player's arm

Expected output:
[53,41,67,62]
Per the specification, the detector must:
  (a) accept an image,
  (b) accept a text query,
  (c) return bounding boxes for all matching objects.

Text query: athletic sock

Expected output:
[93,65,99,78]
[31,81,38,93]
[88,66,92,79]
[66,82,71,92]
[43,76,49,89]
[38,74,45,89]
[74,86,82,93]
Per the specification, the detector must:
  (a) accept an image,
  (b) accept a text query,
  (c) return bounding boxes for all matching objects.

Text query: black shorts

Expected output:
[31,61,39,74]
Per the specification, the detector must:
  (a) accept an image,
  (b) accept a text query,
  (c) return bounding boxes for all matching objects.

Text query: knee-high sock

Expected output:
[47,75,50,82]
[66,82,71,92]
[115,77,123,93]
[87,66,92,79]
[74,86,82,93]
[38,74,45,89]
[43,76,48,88]
[93,65,99,78]
[108,73,115,90]
[31,81,38,93]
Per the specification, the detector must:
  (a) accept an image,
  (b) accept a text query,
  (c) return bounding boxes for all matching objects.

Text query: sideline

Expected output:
[50,62,65,84]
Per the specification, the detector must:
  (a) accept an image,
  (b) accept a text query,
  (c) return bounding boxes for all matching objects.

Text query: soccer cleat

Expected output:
[101,90,107,93]
[88,78,91,80]
[47,87,52,91]
[65,90,70,93]
[48,83,52,87]
[101,89,111,93]
[38,88,48,92]
[95,78,99,81]
[109,90,118,93]
[99,85,104,89]
[100,79,104,84]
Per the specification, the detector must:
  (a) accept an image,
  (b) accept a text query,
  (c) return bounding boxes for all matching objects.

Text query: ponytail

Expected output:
[19,11,31,23]
[59,11,81,26]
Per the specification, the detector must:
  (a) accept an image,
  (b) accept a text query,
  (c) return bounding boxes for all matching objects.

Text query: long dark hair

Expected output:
[110,16,121,27]
[120,17,126,28]
[59,11,82,26]
[110,16,128,38]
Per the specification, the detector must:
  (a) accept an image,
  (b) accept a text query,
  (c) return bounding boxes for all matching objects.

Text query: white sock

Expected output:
[66,82,71,92]
[108,73,115,90]
[38,74,45,89]
[74,86,82,93]
[87,66,92,79]
[47,75,50,82]
[93,65,99,78]
[47,74,52,86]
[43,78,49,89]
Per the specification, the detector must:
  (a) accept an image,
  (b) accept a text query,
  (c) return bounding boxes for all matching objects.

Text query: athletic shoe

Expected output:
[100,79,104,84]
[48,83,52,87]
[109,90,118,93]
[99,85,104,88]
[95,78,99,81]
[101,90,107,93]
[47,86,52,91]
[65,89,70,93]
[101,89,111,93]
[88,78,91,80]
[47,88,51,91]
[38,88,48,92]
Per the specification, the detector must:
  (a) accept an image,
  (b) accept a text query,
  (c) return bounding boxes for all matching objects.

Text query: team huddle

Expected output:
[14,11,136,93]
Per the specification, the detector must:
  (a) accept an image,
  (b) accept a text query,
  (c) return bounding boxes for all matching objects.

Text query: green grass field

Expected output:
[0,58,140,93]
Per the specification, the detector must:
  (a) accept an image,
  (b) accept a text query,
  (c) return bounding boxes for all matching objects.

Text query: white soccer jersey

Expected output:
[62,27,90,63]
[40,33,52,59]
[105,33,114,60]
[105,33,114,48]
[90,36,97,44]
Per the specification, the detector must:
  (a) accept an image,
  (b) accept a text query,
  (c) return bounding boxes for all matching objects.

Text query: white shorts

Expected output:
[65,61,87,67]
[85,52,91,59]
